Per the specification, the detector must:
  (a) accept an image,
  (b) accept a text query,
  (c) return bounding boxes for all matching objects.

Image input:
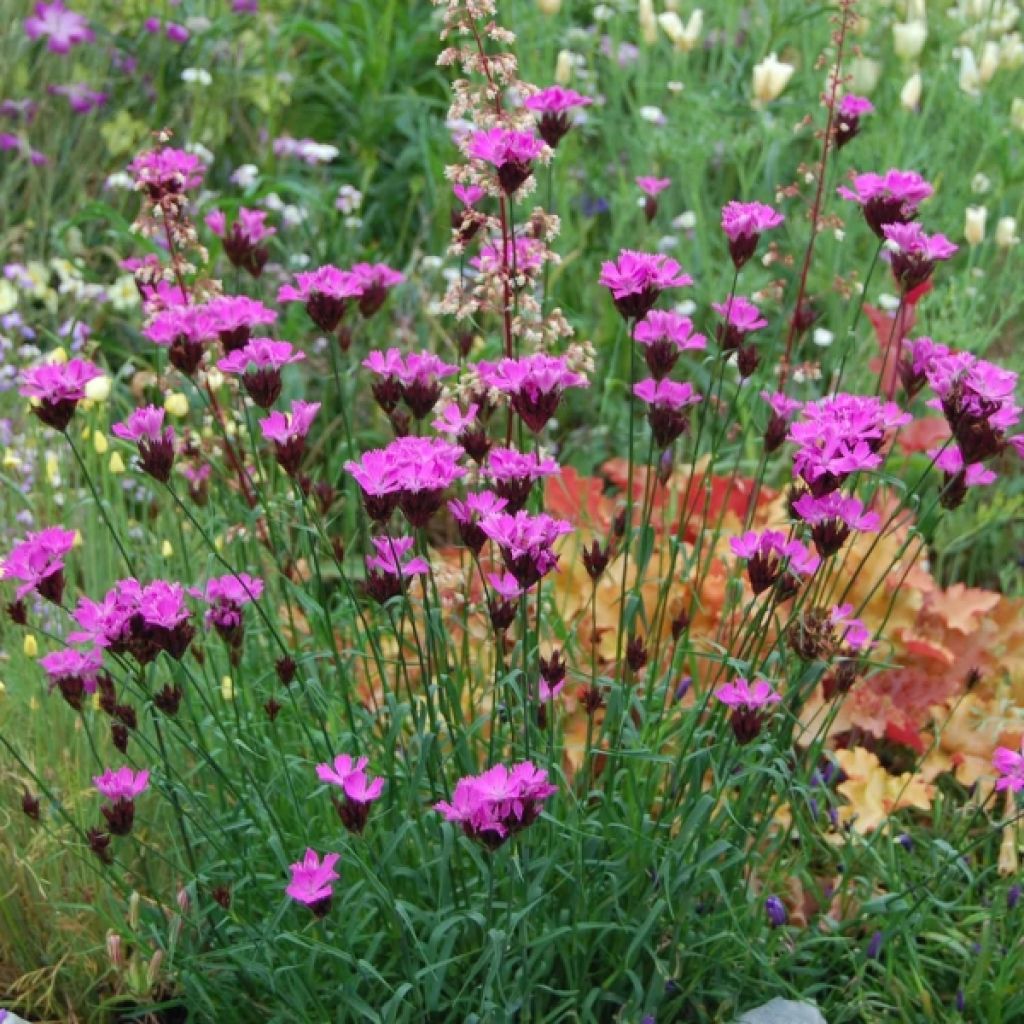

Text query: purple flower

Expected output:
[712,296,767,350]
[112,406,176,483]
[835,95,874,148]
[454,183,486,207]
[993,740,1024,793]
[829,603,872,651]
[129,146,205,198]
[165,22,189,43]
[730,530,820,595]
[19,358,102,430]
[39,647,102,708]
[207,208,276,278]
[259,400,320,476]
[482,447,560,512]
[48,83,107,113]
[277,265,361,331]
[433,402,480,437]
[199,574,263,643]
[599,249,693,320]
[348,262,405,318]
[764,895,787,927]
[286,848,340,913]
[636,176,671,198]
[218,338,304,408]
[434,761,556,848]
[837,169,934,237]
[364,535,429,602]
[94,765,149,835]
[2,526,76,602]
[633,378,701,447]
[883,222,958,290]
[448,490,508,553]
[316,754,385,833]
[203,295,277,353]
[716,677,781,744]
[524,86,592,148]
[467,127,547,193]
[24,1,94,54]
[363,348,458,419]
[633,310,706,378]
[478,510,573,590]
[720,201,785,269]
[477,354,588,433]
[792,492,880,557]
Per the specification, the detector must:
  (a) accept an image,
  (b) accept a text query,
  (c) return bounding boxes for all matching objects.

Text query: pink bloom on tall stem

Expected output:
[38,647,102,709]
[599,249,693,320]
[467,126,547,193]
[471,235,547,279]
[24,1,94,53]
[316,754,386,833]
[259,400,320,477]
[882,222,958,290]
[203,295,277,353]
[730,530,820,596]
[712,296,768,351]
[835,94,873,148]
[837,169,934,237]
[349,262,405,318]
[364,536,429,603]
[721,201,785,269]
[636,176,671,198]
[993,741,1024,793]
[477,354,588,433]
[277,265,361,332]
[454,184,486,207]
[286,848,340,915]
[448,490,508,553]
[633,378,701,448]
[129,146,205,199]
[93,766,150,835]
[19,358,102,431]
[479,510,573,590]
[199,574,263,644]
[792,492,880,557]
[207,207,276,278]
[143,305,217,375]
[434,761,556,848]
[714,676,780,744]
[2,526,76,603]
[633,311,706,379]
[482,447,560,512]
[524,86,592,147]
[363,348,458,419]
[112,406,176,483]
[829,604,872,651]
[218,338,304,408]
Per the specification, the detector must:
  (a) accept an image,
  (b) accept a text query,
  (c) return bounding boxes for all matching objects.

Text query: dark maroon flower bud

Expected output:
[264,698,283,721]
[764,412,788,453]
[402,380,444,420]
[332,795,372,835]
[306,293,347,333]
[582,540,610,582]
[33,397,80,432]
[657,449,674,486]
[139,434,176,483]
[639,339,680,380]
[276,655,297,685]
[613,508,627,538]
[491,474,535,514]
[336,324,353,353]
[154,684,183,716]
[458,425,491,464]
[36,568,66,606]
[457,330,475,359]
[21,790,41,820]
[389,409,412,438]
[809,519,852,559]
[88,827,113,864]
[211,885,232,909]
[539,649,566,688]
[309,895,333,919]
[331,537,345,564]
[111,721,129,753]
[168,335,204,377]
[671,609,690,640]
[97,674,117,715]
[964,666,982,691]
[362,491,399,523]
[218,324,251,354]
[643,196,658,223]
[939,470,968,511]
[626,634,647,672]
[792,298,821,336]
[101,797,136,836]
[398,488,446,529]
[774,572,802,602]
[114,704,137,730]
[6,599,27,625]
[647,405,689,448]
[537,112,570,149]
[488,597,518,632]
[357,284,390,319]
[223,223,270,279]
[736,343,759,379]
[821,661,859,700]
[311,480,335,514]
[578,685,605,715]
[272,437,307,478]
[242,367,282,409]
[56,675,88,711]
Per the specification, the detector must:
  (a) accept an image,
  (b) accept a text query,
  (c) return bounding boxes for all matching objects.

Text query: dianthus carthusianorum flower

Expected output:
[882,222,958,290]
[467,126,547,194]
[523,86,592,148]
[2,526,76,603]
[477,354,588,433]
[434,761,556,848]
[730,530,820,595]
[24,1,94,54]
[206,207,276,278]
[129,146,205,199]
[259,400,320,477]
[837,169,933,237]
[834,94,873,149]
[363,348,458,419]
[599,250,693,320]
[39,647,102,709]
[112,406,176,483]
[792,492,880,557]
[479,510,573,590]
[218,338,305,408]
[993,740,1024,793]
[363,535,429,603]
[633,378,701,448]
[481,447,560,511]
[720,201,784,269]
[198,574,264,646]
[448,491,508,553]
[20,358,102,430]
[714,676,781,744]
[633,311,706,379]
[278,265,362,332]
[316,754,386,834]
[286,848,340,916]
[93,766,149,835]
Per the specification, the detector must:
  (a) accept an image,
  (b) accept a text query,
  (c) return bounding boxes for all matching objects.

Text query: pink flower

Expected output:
[277,265,361,332]
[471,235,548,278]
[479,510,573,590]
[363,348,458,419]
[203,295,277,353]
[349,262,405,318]
[39,647,102,706]
[454,183,486,207]
[259,400,320,476]
[477,354,588,433]
[129,146,205,198]
[434,761,556,847]
[837,169,934,237]
[599,249,693,320]
[19,358,102,431]
[316,755,386,830]
[714,676,781,709]
[636,176,671,198]
[467,126,547,193]
[48,83,107,113]
[633,379,701,447]
[364,536,429,602]
[24,1,94,54]
[112,406,176,483]
[433,402,480,437]
[2,526,76,602]
[94,766,150,802]
[730,530,820,594]
[199,574,263,640]
[286,848,341,910]
[835,95,873,148]
[218,339,304,408]
[883,222,958,289]
[712,296,768,347]
[165,22,189,43]
[482,446,560,511]
[205,210,227,236]
[633,310,706,378]
[720,201,785,268]
[209,208,276,278]
[448,490,508,552]
[792,492,880,557]
[829,603,872,651]
[993,741,1024,793]
[524,86,592,115]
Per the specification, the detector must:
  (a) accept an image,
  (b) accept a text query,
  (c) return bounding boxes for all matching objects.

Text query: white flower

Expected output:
[1000,32,1024,69]
[639,105,667,125]
[672,211,697,230]
[335,184,364,215]
[979,41,1000,84]
[848,56,881,94]
[186,142,214,165]
[185,16,211,32]
[964,205,987,246]
[181,68,213,87]
[878,293,901,312]
[108,276,140,311]
[959,48,981,95]
[674,299,697,316]
[667,80,685,94]
[893,21,927,60]
[752,53,795,106]
[900,72,923,110]
[639,0,657,44]
[812,328,834,348]
[593,4,615,22]
[658,9,702,52]
[0,279,16,316]
[555,49,574,85]
[104,170,134,190]
[995,216,1020,248]
[971,173,991,195]
[421,256,443,272]
[282,204,308,229]
[231,163,260,188]
[656,235,679,251]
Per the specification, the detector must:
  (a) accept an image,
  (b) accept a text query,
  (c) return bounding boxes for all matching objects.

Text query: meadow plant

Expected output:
[2,0,1024,1021]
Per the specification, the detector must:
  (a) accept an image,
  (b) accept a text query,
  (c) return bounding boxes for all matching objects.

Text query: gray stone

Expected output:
[736,997,827,1024]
